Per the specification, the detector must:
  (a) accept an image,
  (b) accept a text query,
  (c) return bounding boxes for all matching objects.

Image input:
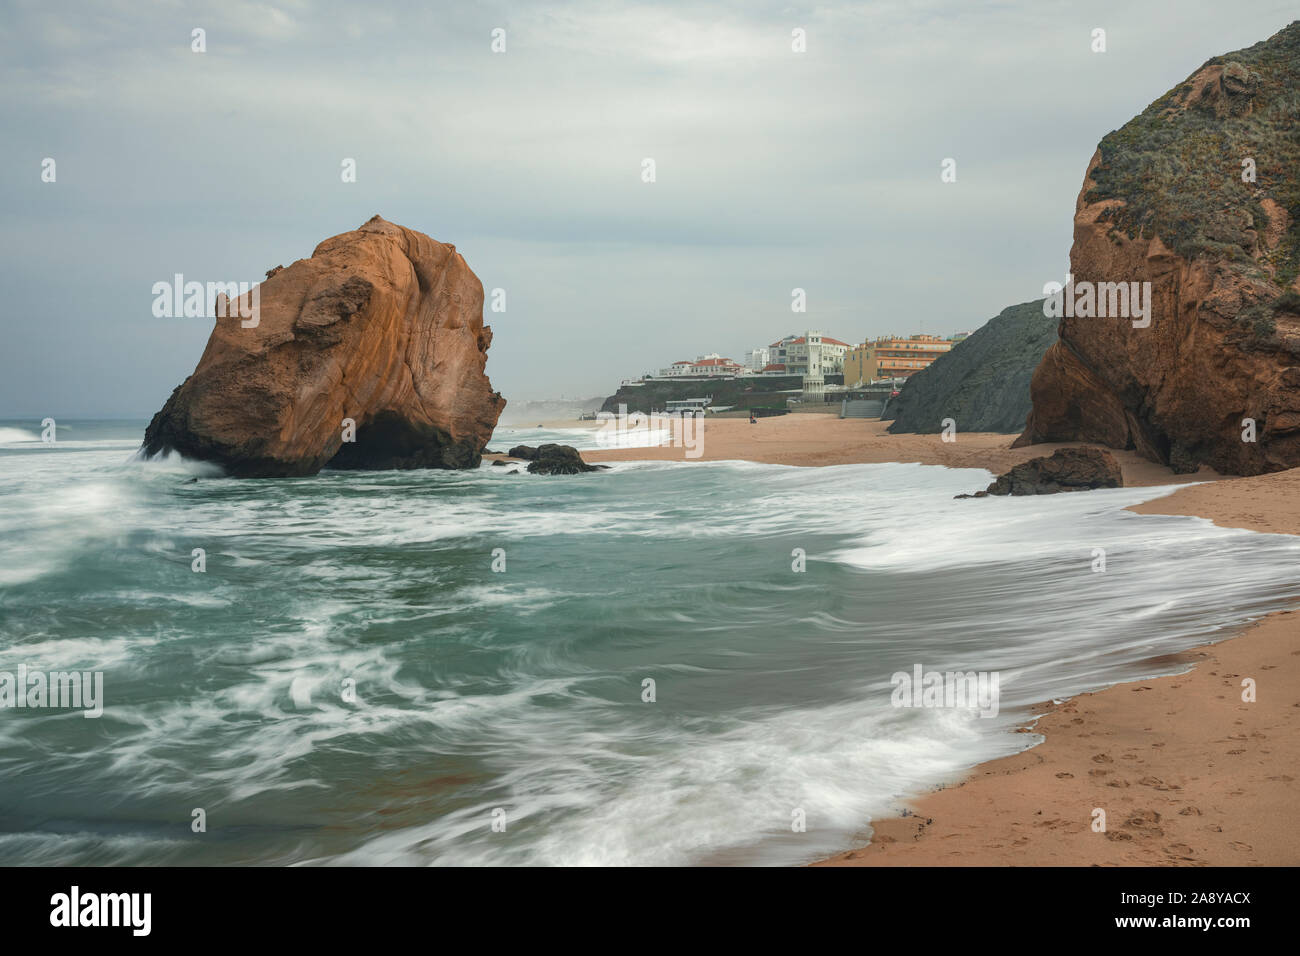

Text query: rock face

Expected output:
[142,216,505,477]
[959,447,1123,497]
[885,300,1057,434]
[1017,22,1300,476]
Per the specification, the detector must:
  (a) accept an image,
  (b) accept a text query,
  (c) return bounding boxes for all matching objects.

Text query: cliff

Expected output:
[884,299,1057,434]
[142,216,505,477]
[1017,21,1300,475]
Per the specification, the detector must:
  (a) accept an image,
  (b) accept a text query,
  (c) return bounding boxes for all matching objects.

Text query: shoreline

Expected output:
[575,415,1221,487]
[580,413,1300,866]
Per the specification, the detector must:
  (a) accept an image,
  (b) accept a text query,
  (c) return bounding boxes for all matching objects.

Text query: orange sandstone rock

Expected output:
[1018,24,1300,476]
[143,216,505,477]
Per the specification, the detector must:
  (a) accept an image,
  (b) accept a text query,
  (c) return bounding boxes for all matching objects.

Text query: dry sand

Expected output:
[579,413,1300,866]
[579,414,1218,488]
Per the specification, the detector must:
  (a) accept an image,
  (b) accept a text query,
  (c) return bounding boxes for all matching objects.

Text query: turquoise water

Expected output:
[1,419,1297,865]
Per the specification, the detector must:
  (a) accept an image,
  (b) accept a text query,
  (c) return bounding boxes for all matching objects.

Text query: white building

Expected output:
[743,347,770,371]
[656,354,745,378]
[767,332,851,375]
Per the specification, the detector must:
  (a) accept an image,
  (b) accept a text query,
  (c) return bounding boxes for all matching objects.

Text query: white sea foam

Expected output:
[3,439,1298,867]
[0,426,40,444]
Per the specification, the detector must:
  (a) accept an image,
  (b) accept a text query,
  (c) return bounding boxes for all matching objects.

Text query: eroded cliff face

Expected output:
[1018,22,1300,475]
[142,216,506,477]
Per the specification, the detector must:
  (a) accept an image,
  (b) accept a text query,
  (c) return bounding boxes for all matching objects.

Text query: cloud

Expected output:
[0,0,1293,414]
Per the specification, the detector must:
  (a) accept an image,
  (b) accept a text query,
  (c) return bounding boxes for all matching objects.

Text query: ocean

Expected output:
[1,419,1297,866]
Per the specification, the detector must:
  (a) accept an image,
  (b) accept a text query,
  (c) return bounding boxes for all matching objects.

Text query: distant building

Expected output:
[658,361,696,378]
[655,353,745,378]
[767,333,851,375]
[799,331,829,401]
[843,334,954,385]
[947,331,971,342]
[664,397,712,414]
[743,347,771,371]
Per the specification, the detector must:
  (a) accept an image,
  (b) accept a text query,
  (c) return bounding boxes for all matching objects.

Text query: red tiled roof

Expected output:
[760,363,787,372]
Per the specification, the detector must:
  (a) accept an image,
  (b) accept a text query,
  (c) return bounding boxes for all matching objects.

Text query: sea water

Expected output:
[0,420,1296,865]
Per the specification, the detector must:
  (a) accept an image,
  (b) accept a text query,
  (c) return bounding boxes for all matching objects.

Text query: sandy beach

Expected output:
[577,414,1220,488]
[575,413,1300,866]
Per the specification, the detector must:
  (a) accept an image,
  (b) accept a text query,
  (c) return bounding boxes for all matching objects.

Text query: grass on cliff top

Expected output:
[1085,20,1300,288]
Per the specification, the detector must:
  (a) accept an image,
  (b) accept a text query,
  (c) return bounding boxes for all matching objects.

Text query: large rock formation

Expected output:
[884,299,1057,434]
[142,216,505,477]
[1017,22,1300,475]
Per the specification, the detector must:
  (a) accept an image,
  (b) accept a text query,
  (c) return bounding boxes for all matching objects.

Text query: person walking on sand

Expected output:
[749,411,757,424]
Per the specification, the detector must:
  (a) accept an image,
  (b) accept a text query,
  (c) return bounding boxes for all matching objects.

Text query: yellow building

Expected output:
[844,334,954,385]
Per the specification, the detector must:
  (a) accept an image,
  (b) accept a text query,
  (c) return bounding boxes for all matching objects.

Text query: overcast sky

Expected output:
[1,0,1295,417]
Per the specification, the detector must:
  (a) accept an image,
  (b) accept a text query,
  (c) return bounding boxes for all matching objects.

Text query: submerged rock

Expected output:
[142,216,505,477]
[958,447,1123,497]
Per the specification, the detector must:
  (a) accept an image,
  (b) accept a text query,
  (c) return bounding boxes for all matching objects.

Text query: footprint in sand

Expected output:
[1124,810,1163,837]
[1091,753,1113,764]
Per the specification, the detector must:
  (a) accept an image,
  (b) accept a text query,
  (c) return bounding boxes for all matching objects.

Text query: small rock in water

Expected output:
[957,447,1122,498]
[525,444,601,475]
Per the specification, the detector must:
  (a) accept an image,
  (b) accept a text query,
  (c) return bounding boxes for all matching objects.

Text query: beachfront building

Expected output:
[743,347,771,371]
[767,333,851,375]
[655,354,746,378]
[843,334,954,385]
[691,355,746,377]
[664,397,712,414]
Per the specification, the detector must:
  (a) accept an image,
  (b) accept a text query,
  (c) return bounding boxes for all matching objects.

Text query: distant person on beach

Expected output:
[749,411,757,424]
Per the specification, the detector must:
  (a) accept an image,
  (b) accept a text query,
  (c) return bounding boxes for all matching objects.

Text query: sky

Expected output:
[1,0,1296,416]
